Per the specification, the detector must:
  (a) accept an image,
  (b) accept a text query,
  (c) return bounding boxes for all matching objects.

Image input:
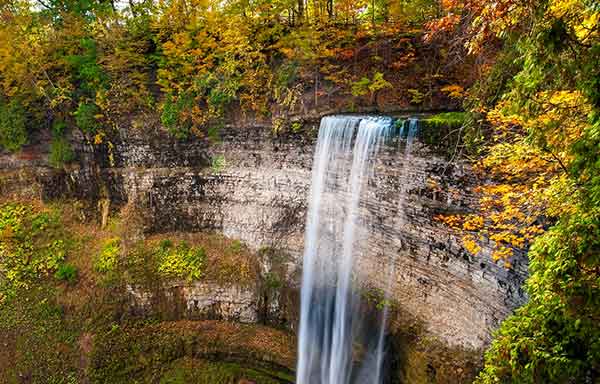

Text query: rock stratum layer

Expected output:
[0,118,527,351]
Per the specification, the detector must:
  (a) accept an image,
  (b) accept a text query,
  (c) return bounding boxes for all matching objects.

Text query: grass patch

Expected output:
[412,112,478,158]
[211,154,226,173]
[144,233,257,286]
[49,137,75,168]
[160,358,293,384]
[0,284,81,383]
[55,263,78,284]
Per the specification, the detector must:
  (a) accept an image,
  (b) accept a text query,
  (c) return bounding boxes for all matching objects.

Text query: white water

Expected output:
[297,115,404,384]
[368,118,419,383]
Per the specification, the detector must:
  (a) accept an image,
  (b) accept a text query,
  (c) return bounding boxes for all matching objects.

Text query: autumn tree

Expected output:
[429,0,600,381]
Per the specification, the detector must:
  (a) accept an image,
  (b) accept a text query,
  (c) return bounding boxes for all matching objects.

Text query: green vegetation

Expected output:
[55,263,78,284]
[1,0,599,382]
[428,1,600,382]
[0,0,468,150]
[416,112,479,157]
[211,155,226,173]
[74,102,100,134]
[0,284,81,383]
[0,202,67,297]
[350,72,392,102]
[155,241,206,281]
[0,99,27,152]
[0,201,292,383]
[407,89,425,105]
[90,321,295,384]
[93,230,257,287]
[229,239,242,253]
[95,237,120,273]
[423,112,468,130]
[0,202,84,382]
[49,137,75,168]
[161,94,194,139]
[158,359,291,384]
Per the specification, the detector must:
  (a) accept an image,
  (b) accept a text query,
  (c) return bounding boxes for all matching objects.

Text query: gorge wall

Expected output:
[0,116,528,352]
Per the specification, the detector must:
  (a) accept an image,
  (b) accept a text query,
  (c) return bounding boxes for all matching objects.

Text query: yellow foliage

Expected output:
[440,84,465,99]
[548,0,600,42]
[463,215,484,231]
[434,214,462,229]
[94,133,105,145]
[462,235,481,256]
[491,246,512,262]
[438,88,592,266]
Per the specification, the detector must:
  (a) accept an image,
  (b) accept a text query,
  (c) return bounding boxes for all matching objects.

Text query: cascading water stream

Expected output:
[297,115,419,384]
[367,117,420,383]
[296,115,390,384]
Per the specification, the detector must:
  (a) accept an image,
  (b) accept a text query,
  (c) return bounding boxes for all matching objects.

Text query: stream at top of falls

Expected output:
[296,115,418,384]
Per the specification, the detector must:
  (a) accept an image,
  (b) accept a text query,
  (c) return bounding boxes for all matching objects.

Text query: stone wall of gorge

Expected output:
[0,116,528,351]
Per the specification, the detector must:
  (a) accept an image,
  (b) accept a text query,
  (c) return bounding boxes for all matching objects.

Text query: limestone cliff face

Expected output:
[0,117,527,351]
[126,281,258,323]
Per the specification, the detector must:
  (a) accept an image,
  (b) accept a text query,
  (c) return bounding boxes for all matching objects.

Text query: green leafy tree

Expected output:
[351,71,391,103]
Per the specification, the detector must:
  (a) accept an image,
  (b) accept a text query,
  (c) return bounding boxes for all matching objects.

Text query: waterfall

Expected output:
[366,117,419,383]
[296,115,393,384]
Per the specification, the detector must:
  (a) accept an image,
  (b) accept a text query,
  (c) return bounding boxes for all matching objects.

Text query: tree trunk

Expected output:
[371,0,375,29]
[297,0,304,23]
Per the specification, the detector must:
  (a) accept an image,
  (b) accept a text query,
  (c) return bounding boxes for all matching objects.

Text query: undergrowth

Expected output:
[0,200,292,383]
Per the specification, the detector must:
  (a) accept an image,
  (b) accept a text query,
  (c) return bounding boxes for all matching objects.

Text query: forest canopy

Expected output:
[0,0,449,150]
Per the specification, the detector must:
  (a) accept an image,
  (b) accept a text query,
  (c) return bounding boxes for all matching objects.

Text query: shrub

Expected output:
[49,137,75,168]
[95,237,121,273]
[229,239,242,253]
[351,72,391,99]
[52,120,67,136]
[351,76,371,97]
[0,99,27,152]
[55,263,78,284]
[196,73,239,112]
[291,121,302,133]
[74,102,100,134]
[156,241,206,281]
[207,125,221,143]
[160,94,192,139]
[407,88,425,104]
[0,203,67,292]
[263,271,281,290]
[208,84,237,109]
[159,239,173,250]
[66,37,107,93]
[275,62,299,89]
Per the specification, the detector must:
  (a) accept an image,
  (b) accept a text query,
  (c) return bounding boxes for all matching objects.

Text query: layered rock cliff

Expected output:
[0,116,528,353]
